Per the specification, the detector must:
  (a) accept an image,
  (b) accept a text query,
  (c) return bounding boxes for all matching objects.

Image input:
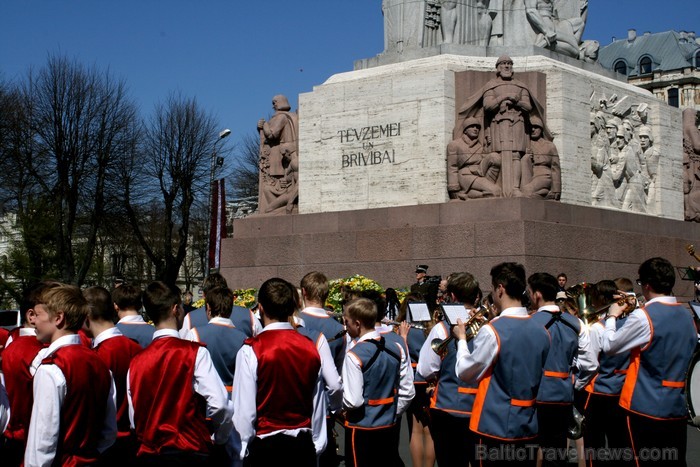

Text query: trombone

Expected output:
[431,302,490,357]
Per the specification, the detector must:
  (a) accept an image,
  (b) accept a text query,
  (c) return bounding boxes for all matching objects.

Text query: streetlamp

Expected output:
[205,128,231,276]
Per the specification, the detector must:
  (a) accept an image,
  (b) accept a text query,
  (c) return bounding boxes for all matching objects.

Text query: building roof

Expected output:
[599,30,700,76]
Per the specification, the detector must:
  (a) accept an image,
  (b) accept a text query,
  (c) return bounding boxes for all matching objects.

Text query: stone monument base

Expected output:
[221,199,700,299]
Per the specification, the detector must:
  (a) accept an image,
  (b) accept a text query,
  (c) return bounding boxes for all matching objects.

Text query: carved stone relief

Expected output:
[382,0,597,61]
[589,95,657,214]
[449,57,560,200]
[683,108,700,222]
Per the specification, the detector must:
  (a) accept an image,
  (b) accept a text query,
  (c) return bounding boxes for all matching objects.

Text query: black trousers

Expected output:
[344,425,403,467]
[626,412,687,467]
[0,437,24,467]
[136,449,210,467]
[244,432,316,467]
[428,408,475,467]
[537,403,571,467]
[583,393,634,466]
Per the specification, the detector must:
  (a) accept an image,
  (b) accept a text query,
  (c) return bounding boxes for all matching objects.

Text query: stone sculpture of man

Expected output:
[440,0,458,43]
[590,111,616,207]
[524,0,589,59]
[257,95,299,214]
[638,126,659,208]
[521,116,561,199]
[447,117,502,199]
[459,56,549,197]
[683,108,700,222]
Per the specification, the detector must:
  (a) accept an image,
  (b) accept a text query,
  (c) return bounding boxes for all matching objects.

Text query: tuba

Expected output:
[565,283,638,325]
[431,300,491,357]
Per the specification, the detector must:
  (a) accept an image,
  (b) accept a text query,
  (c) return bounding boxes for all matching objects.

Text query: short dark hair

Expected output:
[203,273,228,295]
[300,271,329,304]
[20,281,61,323]
[143,281,181,325]
[595,280,618,305]
[527,273,558,302]
[491,262,527,300]
[638,257,675,295]
[614,277,634,293]
[446,272,481,306]
[557,273,567,280]
[206,286,234,318]
[83,286,116,323]
[258,278,296,321]
[360,289,386,321]
[112,284,143,311]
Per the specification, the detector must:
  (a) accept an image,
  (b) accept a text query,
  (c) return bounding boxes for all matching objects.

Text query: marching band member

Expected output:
[232,278,325,466]
[528,272,596,467]
[417,272,481,467]
[342,297,414,467]
[603,257,696,467]
[397,293,435,467]
[127,281,232,466]
[581,279,632,466]
[25,284,117,467]
[1,281,56,467]
[83,286,142,467]
[113,284,154,349]
[455,263,551,467]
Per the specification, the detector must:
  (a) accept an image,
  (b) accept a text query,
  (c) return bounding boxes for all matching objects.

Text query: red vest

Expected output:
[42,344,112,467]
[1,334,45,442]
[94,334,142,438]
[128,337,212,455]
[248,329,321,435]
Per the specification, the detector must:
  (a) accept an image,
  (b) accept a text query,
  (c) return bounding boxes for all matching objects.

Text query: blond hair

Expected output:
[41,284,90,332]
[345,298,377,328]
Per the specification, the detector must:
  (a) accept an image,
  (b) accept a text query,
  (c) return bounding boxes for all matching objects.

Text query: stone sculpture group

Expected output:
[382,0,599,61]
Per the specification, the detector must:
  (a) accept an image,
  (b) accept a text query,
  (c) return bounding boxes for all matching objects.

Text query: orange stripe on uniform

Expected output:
[620,348,641,410]
[661,380,685,388]
[544,370,569,378]
[510,398,535,407]
[368,397,395,406]
[458,387,478,394]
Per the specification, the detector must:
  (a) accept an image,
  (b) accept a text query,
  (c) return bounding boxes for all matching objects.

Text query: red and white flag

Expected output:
[208,179,227,271]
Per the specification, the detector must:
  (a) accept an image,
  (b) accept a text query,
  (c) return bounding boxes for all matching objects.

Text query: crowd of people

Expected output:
[0,256,697,467]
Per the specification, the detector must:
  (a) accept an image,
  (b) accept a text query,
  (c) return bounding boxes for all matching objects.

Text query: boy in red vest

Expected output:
[83,286,142,466]
[127,281,232,466]
[1,281,56,466]
[232,278,324,466]
[25,284,117,467]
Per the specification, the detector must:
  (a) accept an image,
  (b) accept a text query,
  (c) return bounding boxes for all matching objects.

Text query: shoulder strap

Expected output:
[361,337,400,373]
[543,311,579,336]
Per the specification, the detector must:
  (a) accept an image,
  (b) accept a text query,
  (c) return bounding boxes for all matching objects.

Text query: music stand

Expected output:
[678,267,700,281]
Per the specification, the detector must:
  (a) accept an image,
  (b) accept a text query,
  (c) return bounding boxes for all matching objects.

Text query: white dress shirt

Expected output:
[0,380,10,434]
[117,314,148,325]
[126,329,233,445]
[25,334,117,467]
[232,322,327,458]
[455,307,529,384]
[601,297,667,355]
[417,322,447,381]
[184,316,235,342]
[343,330,416,417]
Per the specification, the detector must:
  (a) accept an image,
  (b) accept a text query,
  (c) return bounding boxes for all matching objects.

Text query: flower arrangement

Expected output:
[233,288,257,308]
[325,274,385,312]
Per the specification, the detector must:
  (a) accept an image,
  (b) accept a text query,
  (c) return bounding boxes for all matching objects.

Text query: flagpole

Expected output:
[205,129,231,276]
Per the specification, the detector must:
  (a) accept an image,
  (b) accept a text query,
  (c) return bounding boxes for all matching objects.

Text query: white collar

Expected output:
[301,307,331,318]
[356,330,381,343]
[500,307,529,317]
[118,315,146,323]
[19,327,37,337]
[93,327,123,348]
[260,322,294,333]
[645,296,677,305]
[208,316,235,327]
[45,334,82,357]
[153,328,180,340]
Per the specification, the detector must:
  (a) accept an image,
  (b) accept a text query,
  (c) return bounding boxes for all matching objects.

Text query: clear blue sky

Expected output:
[1,1,698,158]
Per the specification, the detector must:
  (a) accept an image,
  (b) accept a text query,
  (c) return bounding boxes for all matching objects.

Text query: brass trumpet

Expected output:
[431,304,490,357]
[565,283,638,325]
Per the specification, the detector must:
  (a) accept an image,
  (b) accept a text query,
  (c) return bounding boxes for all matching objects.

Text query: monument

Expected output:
[221,3,700,297]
